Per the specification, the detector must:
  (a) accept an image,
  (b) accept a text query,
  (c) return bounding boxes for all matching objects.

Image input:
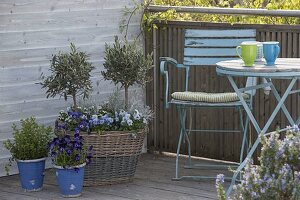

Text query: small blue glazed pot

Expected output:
[16,157,46,192]
[54,163,86,198]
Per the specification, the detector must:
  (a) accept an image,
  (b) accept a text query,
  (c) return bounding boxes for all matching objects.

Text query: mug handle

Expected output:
[275,45,280,57]
[236,46,242,59]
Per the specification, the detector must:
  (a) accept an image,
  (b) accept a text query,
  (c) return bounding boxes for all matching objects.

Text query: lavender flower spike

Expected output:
[216,174,225,185]
[293,124,300,132]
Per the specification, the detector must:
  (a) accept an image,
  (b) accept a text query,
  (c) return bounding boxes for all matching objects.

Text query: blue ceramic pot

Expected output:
[54,163,86,197]
[16,158,46,192]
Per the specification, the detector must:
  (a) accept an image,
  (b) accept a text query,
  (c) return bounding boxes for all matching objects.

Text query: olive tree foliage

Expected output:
[41,43,95,109]
[101,36,153,109]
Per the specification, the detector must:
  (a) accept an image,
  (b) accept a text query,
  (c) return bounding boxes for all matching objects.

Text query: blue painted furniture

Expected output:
[160,29,256,180]
[216,58,300,196]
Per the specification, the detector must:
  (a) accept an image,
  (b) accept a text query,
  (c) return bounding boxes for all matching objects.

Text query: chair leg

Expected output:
[185,109,192,166]
[174,107,187,180]
[185,133,192,166]
[238,108,249,165]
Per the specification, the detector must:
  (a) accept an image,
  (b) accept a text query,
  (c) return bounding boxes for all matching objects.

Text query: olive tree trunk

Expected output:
[72,93,77,109]
[124,84,129,109]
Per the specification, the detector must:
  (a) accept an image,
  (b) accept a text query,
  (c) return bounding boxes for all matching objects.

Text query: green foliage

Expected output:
[141,0,300,30]
[102,36,153,108]
[4,117,53,161]
[41,43,95,108]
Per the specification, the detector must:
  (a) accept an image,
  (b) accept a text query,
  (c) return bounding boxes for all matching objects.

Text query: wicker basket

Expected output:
[81,130,146,186]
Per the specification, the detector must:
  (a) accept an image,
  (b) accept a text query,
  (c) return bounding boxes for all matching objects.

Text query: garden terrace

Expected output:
[1,1,300,199]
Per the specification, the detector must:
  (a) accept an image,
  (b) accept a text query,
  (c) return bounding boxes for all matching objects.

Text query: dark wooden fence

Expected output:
[145,21,300,162]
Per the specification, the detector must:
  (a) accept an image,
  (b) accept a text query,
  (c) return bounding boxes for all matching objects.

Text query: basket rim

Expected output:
[64,129,146,136]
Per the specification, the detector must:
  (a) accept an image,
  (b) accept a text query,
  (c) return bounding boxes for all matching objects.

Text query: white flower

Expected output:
[134,109,140,115]
[134,114,141,120]
[119,109,126,117]
[91,115,98,120]
[124,113,131,120]
[143,118,148,124]
[127,119,133,126]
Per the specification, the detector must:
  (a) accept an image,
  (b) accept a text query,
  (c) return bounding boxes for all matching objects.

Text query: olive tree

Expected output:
[102,36,153,109]
[41,43,94,109]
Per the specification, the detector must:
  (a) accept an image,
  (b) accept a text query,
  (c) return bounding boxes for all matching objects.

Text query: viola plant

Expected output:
[56,107,91,132]
[90,109,147,133]
[48,130,93,168]
[56,106,150,134]
[216,125,300,200]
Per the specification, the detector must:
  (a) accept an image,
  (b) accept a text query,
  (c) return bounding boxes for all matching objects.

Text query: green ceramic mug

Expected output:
[236,42,257,67]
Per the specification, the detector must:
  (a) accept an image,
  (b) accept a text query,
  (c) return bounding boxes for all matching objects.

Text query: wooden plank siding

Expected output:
[146,21,300,162]
[0,0,141,176]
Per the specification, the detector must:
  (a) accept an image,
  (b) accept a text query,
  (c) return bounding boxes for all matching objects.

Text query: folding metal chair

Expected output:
[159,29,256,180]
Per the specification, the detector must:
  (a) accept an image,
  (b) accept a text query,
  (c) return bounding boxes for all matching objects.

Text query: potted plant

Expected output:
[46,37,153,186]
[48,130,93,197]
[55,93,153,186]
[101,36,153,109]
[4,117,53,192]
[216,125,300,200]
[40,43,95,109]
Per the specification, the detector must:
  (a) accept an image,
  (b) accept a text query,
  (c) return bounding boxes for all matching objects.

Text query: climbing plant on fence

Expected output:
[146,0,300,25]
[121,0,300,35]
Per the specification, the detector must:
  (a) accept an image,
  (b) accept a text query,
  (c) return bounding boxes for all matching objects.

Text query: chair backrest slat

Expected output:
[184,29,256,66]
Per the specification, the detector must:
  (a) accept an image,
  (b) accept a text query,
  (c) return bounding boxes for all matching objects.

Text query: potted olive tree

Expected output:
[4,117,53,191]
[101,36,153,108]
[41,43,95,109]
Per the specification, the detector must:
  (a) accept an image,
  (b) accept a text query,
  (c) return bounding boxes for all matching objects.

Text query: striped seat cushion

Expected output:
[171,91,249,103]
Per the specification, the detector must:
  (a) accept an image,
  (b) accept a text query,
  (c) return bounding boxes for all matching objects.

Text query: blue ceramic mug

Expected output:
[263,41,280,65]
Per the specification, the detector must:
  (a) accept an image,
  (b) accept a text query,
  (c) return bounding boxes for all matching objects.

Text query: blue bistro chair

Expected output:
[160,29,256,180]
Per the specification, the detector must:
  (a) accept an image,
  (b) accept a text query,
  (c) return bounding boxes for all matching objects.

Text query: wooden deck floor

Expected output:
[0,153,232,200]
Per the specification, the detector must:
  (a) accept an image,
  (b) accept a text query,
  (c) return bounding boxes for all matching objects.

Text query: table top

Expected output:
[216,58,300,78]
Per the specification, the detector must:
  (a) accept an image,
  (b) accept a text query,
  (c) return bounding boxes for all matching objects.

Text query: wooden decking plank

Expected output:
[0,190,43,200]
[132,179,216,199]
[0,153,224,199]
[89,183,212,200]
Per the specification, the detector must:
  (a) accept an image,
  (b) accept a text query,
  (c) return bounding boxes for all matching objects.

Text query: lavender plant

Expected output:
[216,125,300,200]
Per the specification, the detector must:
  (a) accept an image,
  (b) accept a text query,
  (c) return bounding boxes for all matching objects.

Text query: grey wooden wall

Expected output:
[0,0,141,176]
